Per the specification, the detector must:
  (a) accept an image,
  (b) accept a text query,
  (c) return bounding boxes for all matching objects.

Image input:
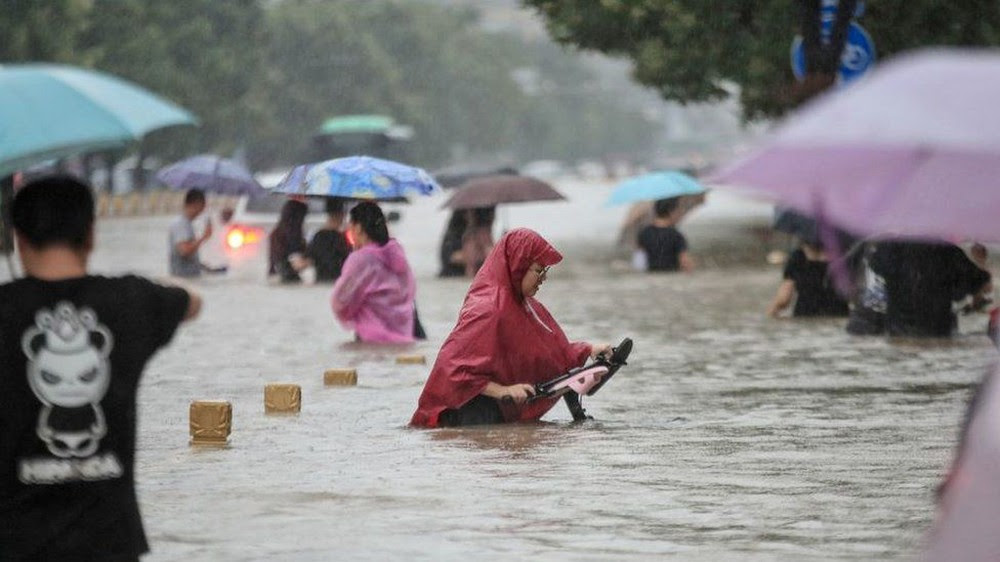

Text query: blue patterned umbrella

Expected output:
[270,156,439,200]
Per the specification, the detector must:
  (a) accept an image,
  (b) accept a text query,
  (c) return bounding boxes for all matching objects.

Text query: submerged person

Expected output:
[307,197,352,282]
[461,206,496,277]
[871,240,992,337]
[635,197,694,273]
[168,188,213,278]
[438,210,467,278]
[410,228,610,427]
[768,241,849,318]
[331,202,418,343]
[268,199,309,283]
[1,176,201,560]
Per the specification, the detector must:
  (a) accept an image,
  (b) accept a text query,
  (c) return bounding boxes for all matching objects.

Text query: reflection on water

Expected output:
[429,424,567,454]
[20,183,994,560]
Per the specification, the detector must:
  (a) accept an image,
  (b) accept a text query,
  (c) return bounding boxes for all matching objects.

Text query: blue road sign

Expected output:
[791,20,876,85]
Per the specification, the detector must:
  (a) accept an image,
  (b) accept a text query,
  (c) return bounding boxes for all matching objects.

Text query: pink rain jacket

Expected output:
[331,239,416,343]
[410,228,591,427]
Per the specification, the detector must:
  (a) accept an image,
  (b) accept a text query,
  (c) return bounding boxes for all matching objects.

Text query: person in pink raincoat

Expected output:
[331,202,417,343]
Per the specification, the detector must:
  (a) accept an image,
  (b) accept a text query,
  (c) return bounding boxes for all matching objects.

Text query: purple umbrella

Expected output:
[710,48,1000,242]
[156,154,263,196]
[441,175,565,210]
[924,365,1000,561]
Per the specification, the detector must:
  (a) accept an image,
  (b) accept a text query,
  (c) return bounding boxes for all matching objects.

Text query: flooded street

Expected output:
[35,181,995,560]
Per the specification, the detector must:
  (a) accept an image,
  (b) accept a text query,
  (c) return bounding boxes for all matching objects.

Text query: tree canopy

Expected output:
[0,0,663,171]
[524,0,1000,121]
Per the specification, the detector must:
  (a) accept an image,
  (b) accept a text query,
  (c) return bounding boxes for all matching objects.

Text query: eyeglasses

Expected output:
[531,265,550,278]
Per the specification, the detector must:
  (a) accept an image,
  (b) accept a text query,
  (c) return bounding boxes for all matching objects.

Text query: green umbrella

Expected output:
[317,114,395,135]
[0,64,198,177]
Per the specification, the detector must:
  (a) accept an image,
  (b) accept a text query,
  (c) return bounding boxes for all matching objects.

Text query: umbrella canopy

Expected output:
[156,154,263,196]
[0,64,197,177]
[710,48,1000,242]
[441,175,565,210]
[607,171,706,206]
[270,156,439,200]
[924,367,1000,561]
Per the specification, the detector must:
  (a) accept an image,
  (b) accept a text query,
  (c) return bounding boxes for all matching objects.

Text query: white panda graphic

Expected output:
[21,302,113,458]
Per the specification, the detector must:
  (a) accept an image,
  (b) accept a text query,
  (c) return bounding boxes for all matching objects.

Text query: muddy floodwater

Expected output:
[11,181,995,560]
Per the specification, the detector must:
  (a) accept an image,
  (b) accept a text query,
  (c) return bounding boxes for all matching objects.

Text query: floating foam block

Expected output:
[264,384,301,413]
[395,354,426,365]
[189,400,232,445]
[324,369,357,386]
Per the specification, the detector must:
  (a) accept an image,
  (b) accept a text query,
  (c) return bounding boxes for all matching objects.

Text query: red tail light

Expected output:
[226,228,245,249]
[226,226,263,250]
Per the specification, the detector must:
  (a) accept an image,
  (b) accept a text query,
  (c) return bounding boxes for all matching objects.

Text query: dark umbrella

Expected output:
[441,175,565,210]
[156,154,263,195]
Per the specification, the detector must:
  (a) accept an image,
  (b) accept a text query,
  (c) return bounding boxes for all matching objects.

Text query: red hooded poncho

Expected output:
[410,228,591,427]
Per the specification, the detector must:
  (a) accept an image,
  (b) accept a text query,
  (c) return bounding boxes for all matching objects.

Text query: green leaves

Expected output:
[525,0,1000,120]
[0,0,661,168]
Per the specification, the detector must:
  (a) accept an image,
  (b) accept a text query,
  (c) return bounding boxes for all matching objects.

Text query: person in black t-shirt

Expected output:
[0,176,201,561]
[870,240,991,337]
[635,197,694,273]
[306,197,352,282]
[768,242,849,318]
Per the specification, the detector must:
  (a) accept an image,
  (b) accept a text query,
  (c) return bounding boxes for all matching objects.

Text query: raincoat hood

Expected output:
[473,227,562,301]
[410,228,590,427]
[365,238,410,274]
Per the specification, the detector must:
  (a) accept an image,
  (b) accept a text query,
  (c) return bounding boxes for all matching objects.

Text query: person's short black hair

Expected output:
[184,188,206,206]
[654,197,680,218]
[325,197,346,216]
[11,175,95,250]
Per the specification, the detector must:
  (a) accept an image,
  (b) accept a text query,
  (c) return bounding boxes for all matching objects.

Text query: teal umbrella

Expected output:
[0,64,198,177]
[606,171,706,206]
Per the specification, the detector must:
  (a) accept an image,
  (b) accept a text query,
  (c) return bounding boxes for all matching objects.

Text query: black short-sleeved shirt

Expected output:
[637,225,688,272]
[782,248,850,317]
[871,242,992,337]
[0,275,189,561]
[307,229,352,282]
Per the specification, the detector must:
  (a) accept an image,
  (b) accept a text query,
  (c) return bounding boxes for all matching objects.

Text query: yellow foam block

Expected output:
[265,384,301,413]
[324,369,357,386]
[395,354,426,365]
[189,400,232,445]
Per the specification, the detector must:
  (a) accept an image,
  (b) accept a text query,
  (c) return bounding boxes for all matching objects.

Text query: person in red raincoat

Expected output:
[411,228,610,427]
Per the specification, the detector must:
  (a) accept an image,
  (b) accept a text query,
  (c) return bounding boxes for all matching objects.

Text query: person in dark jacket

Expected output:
[438,210,467,278]
[307,197,352,282]
[870,241,991,337]
[268,199,308,283]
